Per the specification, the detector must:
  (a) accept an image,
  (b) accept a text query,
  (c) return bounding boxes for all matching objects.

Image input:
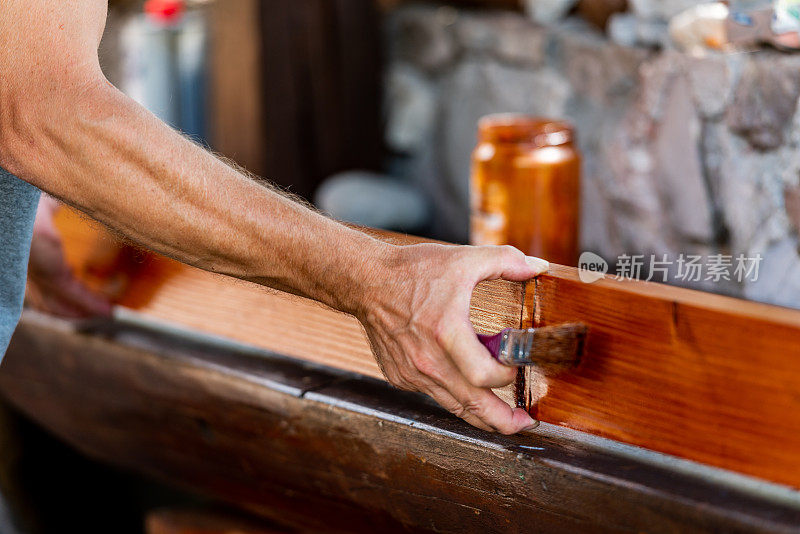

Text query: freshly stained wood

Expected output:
[53,209,524,381]
[523,268,800,489]
[2,313,798,533]
[52,209,800,489]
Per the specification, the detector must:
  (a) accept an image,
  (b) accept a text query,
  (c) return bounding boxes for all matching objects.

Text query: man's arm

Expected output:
[0,0,548,433]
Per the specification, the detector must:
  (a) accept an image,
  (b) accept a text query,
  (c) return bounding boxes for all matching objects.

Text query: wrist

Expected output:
[335,238,402,320]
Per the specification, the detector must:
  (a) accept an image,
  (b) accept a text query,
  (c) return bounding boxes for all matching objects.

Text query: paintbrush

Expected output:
[477,323,588,373]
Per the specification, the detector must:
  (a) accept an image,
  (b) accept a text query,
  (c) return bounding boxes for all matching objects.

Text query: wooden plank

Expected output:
[51,209,800,489]
[522,266,800,490]
[2,313,798,533]
[53,209,524,383]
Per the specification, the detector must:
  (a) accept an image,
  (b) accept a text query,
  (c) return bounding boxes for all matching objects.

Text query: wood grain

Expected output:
[3,314,797,533]
[53,209,524,383]
[50,209,800,489]
[524,266,800,489]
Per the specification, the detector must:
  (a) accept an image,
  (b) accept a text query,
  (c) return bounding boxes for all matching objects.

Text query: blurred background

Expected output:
[96,0,800,308]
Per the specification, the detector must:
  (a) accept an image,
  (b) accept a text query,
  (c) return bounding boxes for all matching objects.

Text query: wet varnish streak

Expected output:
[516,264,800,489]
[52,207,800,489]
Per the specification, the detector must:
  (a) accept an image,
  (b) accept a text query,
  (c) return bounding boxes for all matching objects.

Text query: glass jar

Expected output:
[470,114,581,266]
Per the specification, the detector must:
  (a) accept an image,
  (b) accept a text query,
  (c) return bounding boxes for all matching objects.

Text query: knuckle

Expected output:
[465,365,495,388]
[466,362,515,388]
[386,371,414,391]
[465,368,487,387]
[449,403,468,419]
[500,245,523,261]
[386,375,405,390]
[495,422,518,435]
[432,320,452,347]
[393,380,413,392]
[461,399,514,434]
[413,355,444,382]
[494,365,518,385]
[473,376,496,388]
[457,246,487,269]
[396,366,422,391]
[461,398,487,420]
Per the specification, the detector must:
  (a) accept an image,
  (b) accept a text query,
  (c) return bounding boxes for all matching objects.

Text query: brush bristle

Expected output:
[529,322,588,373]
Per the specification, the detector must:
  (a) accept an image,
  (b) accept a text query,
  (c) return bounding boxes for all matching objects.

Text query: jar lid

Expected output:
[477,114,574,147]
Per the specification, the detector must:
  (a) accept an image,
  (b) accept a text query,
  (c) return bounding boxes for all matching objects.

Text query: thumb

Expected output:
[470,245,549,282]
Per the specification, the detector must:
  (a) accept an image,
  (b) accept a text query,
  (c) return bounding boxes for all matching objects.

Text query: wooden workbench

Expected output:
[4,311,800,533]
[1,209,800,531]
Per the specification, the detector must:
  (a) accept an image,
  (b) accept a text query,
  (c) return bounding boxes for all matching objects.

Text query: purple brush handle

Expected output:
[477,329,509,362]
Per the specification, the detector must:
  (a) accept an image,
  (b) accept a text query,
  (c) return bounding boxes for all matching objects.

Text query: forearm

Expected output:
[2,78,388,315]
[1,0,545,435]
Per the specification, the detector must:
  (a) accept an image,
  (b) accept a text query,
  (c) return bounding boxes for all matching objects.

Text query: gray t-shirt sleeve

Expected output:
[0,168,40,360]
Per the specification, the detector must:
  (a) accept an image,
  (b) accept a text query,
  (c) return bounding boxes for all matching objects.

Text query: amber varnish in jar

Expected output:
[470,114,581,265]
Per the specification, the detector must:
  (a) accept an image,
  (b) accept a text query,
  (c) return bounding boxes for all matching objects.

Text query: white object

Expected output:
[522,0,579,25]
[316,172,430,231]
[669,2,729,52]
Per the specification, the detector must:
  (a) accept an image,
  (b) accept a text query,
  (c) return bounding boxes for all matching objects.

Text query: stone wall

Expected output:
[384,5,800,308]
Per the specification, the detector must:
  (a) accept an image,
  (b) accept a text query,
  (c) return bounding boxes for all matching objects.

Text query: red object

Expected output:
[144,0,185,24]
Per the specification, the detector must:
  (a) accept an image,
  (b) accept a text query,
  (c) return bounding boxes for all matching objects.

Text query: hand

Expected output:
[26,195,112,318]
[357,243,548,434]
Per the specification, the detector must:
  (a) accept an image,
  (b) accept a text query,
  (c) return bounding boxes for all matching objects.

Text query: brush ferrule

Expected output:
[497,328,537,366]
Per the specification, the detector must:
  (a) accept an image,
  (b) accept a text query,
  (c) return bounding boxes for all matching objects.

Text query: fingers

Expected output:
[33,274,113,318]
[469,245,549,282]
[423,383,495,432]
[437,245,547,389]
[27,218,113,318]
[440,321,516,389]
[417,370,537,434]
[55,276,113,317]
[362,242,548,435]
[373,333,534,434]
[440,374,538,434]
